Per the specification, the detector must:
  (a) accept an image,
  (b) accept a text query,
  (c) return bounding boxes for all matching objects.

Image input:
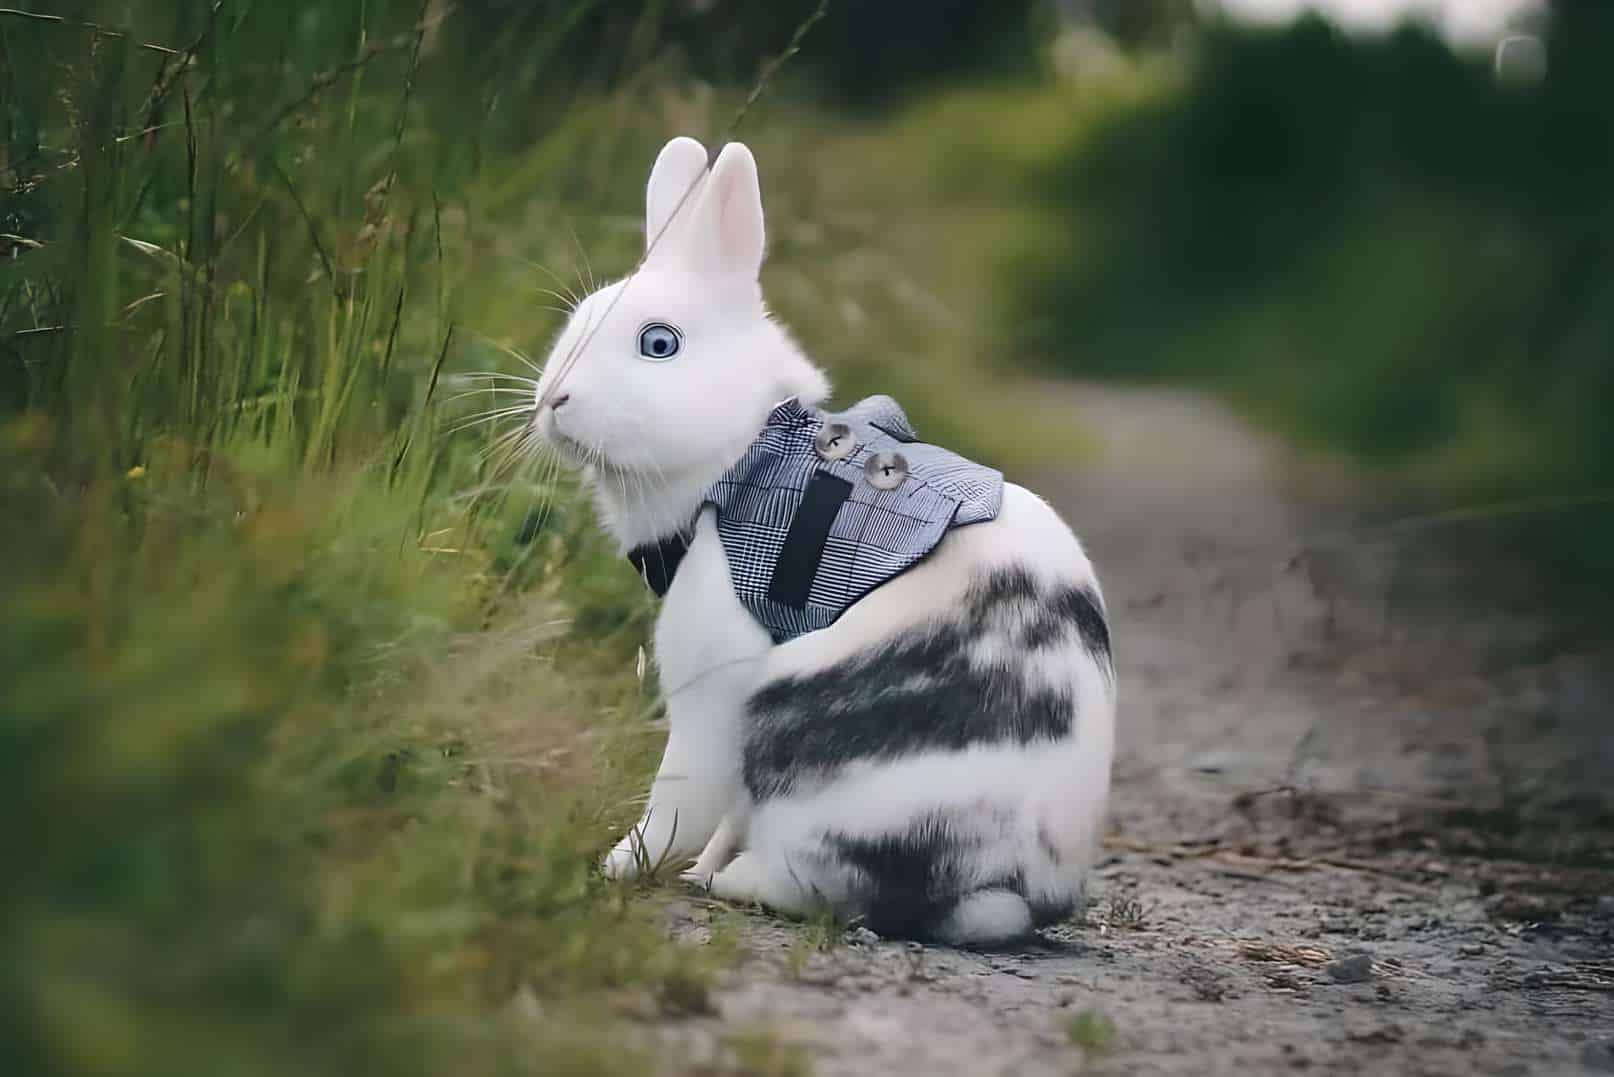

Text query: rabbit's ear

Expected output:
[689,142,765,280]
[645,137,710,257]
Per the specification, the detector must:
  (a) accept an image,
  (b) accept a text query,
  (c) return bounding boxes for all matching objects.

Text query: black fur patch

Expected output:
[1020,583,1112,663]
[743,565,1100,800]
[1036,823,1064,866]
[744,623,1074,798]
[826,814,974,940]
[827,818,1077,940]
[967,565,1040,617]
[1028,892,1081,928]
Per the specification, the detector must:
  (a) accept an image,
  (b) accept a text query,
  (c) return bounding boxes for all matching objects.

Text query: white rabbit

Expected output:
[531,137,1115,945]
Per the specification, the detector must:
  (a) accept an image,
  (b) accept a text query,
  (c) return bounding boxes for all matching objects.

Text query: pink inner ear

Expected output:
[698,148,765,279]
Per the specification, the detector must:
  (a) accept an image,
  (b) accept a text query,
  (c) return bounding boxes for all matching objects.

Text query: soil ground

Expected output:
[655,383,1614,1077]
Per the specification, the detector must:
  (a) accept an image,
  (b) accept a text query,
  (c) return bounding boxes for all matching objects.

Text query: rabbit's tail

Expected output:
[932,888,1033,946]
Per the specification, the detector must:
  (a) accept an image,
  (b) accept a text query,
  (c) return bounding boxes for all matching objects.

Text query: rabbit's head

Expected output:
[533,137,830,544]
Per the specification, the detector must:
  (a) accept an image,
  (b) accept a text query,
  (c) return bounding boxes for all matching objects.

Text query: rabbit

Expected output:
[530,136,1115,945]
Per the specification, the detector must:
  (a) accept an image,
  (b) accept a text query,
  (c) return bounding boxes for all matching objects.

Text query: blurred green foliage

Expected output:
[1013,4,1614,604]
[0,0,1085,1071]
[0,2,732,1073]
[448,0,1044,110]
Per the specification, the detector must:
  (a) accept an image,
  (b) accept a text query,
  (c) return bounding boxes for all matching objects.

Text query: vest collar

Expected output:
[625,396,810,597]
[628,530,692,598]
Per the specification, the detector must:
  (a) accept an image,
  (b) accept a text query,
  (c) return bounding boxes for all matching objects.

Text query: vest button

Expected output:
[814,422,856,461]
[864,451,909,491]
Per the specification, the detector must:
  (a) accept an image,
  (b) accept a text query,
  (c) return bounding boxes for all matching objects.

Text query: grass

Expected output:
[1098,890,1154,931]
[720,1028,815,1077]
[1,4,728,1073]
[1,4,1095,1074]
[783,910,844,980]
[1066,1009,1118,1056]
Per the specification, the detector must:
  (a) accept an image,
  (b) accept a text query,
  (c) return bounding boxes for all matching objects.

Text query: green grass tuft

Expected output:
[1066,1009,1118,1056]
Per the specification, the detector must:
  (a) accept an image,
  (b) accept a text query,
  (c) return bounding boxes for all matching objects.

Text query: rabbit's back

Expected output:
[732,482,1116,944]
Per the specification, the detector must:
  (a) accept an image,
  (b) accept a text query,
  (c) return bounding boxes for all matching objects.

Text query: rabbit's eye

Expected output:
[637,322,682,362]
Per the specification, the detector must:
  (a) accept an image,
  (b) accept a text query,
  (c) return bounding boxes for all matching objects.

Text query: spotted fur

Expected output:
[732,561,1110,942]
[744,568,1095,801]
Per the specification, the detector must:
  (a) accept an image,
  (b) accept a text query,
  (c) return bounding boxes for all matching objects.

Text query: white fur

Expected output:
[534,139,1115,943]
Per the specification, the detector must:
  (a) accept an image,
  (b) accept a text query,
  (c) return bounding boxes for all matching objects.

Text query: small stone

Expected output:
[1596,896,1614,919]
[1582,1040,1614,1073]
[846,926,881,946]
[1459,943,1486,956]
[989,961,1036,980]
[1486,892,1562,923]
[1346,1024,1403,1045]
[1180,963,1233,1002]
[1327,954,1375,984]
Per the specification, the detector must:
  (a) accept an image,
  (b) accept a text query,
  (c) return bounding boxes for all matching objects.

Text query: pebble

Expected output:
[1596,896,1614,919]
[1180,963,1232,1002]
[1582,1040,1614,1073]
[1327,953,1375,984]
[1266,970,1305,992]
[990,963,1036,979]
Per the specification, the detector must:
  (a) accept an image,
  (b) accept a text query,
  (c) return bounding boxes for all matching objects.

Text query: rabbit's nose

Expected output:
[548,392,571,410]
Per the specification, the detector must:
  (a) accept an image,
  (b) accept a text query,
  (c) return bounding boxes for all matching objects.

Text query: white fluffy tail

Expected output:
[933,889,1033,946]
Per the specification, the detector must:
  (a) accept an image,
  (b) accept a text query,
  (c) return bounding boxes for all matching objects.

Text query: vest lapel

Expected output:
[628,531,692,597]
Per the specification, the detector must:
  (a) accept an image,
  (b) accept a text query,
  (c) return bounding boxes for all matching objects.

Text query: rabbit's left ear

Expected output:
[689,142,765,280]
[645,137,710,259]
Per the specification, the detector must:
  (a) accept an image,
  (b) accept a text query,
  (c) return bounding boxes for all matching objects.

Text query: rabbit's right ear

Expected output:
[645,137,710,258]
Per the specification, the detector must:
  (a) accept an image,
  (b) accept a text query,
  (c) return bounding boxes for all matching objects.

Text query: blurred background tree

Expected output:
[439,0,1045,112]
[1011,0,1614,605]
[1057,0,1198,48]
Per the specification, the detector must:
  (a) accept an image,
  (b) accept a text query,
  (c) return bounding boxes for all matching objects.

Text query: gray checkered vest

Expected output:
[631,396,1003,643]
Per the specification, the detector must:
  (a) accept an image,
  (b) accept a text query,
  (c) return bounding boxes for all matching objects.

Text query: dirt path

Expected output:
[658,383,1614,1077]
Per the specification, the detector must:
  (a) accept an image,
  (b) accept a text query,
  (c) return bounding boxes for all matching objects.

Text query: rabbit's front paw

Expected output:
[601,839,643,881]
[678,870,715,892]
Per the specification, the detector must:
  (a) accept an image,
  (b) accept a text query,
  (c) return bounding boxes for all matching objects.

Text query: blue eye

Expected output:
[637,322,682,362]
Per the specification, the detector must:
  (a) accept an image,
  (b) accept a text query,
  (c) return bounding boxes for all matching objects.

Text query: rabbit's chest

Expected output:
[653,508,772,696]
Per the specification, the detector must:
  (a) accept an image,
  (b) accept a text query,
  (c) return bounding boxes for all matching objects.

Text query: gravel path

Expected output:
[657,383,1614,1077]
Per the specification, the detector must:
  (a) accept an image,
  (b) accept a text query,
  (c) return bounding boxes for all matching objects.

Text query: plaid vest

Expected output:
[629,395,1004,643]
